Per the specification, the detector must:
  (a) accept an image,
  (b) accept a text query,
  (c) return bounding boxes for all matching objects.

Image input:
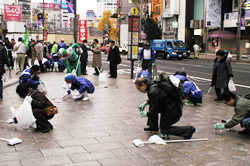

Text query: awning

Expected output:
[208,30,237,38]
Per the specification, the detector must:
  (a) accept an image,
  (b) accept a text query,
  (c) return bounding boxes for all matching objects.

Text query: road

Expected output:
[89,51,250,95]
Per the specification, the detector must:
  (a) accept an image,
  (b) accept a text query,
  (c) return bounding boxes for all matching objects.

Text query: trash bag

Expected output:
[37,80,47,94]
[34,59,40,66]
[228,80,236,92]
[10,96,36,129]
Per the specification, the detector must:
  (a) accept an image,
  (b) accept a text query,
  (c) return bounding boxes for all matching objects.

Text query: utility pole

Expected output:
[73,0,77,43]
[236,0,242,61]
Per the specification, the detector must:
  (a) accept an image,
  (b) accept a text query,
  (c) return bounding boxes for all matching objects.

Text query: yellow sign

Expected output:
[131,7,139,16]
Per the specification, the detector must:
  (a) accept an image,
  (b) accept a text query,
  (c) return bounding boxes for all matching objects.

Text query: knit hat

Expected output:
[65,73,75,83]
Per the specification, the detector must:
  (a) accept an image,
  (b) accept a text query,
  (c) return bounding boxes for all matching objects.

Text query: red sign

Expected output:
[4,5,22,21]
[40,3,61,9]
[78,20,88,42]
[128,17,139,32]
[117,0,120,7]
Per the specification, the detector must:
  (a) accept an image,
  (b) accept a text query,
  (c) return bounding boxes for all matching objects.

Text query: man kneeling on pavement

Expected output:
[214,91,250,136]
[135,77,196,139]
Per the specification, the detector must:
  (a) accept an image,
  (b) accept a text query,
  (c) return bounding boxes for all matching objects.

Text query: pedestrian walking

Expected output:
[0,35,11,101]
[193,43,200,58]
[107,40,121,78]
[135,77,196,139]
[211,50,233,101]
[35,40,45,72]
[80,40,88,75]
[13,37,27,74]
[14,82,56,133]
[63,73,95,101]
[91,39,102,75]
[214,91,250,136]
[138,42,156,74]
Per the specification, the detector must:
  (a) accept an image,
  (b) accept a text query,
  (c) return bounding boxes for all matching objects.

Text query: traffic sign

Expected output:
[131,7,139,16]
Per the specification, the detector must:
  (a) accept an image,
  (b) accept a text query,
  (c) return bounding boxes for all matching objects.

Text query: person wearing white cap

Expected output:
[57,38,67,52]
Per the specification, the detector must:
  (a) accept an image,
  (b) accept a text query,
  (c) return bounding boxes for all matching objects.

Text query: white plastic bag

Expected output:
[34,59,40,66]
[37,80,47,94]
[10,96,36,129]
[228,80,236,92]
[12,52,17,59]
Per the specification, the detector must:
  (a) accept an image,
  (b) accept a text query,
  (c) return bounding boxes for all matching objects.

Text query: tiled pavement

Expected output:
[0,68,249,166]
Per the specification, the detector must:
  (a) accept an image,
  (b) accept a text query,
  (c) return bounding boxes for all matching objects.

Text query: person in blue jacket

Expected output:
[183,81,202,106]
[57,38,67,52]
[136,70,152,80]
[19,65,42,89]
[138,42,156,74]
[174,71,188,83]
[63,73,95,101]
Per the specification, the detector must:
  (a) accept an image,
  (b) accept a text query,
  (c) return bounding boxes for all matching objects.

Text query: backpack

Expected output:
[153,72,184,102]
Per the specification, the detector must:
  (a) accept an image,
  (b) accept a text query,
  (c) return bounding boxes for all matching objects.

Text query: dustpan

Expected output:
[0,137,22,146]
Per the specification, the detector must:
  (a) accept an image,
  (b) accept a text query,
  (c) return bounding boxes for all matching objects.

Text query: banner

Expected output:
[37,13,43,28]
[24,28,29,49]
[206,0,222,27]
[4,5,22,21]
[79,20,87,42]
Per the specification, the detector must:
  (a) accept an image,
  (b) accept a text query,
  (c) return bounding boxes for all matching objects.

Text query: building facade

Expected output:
[96,0,117,19]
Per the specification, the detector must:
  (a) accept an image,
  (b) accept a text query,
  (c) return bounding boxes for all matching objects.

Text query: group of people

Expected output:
[135,48,249,138]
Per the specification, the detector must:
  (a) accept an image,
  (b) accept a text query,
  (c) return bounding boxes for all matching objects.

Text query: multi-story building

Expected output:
[96,0,117,19]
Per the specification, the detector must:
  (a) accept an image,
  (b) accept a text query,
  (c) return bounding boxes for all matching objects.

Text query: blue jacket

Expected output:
[183,81,202,99]
[174,74,188,82]
[57,42,67,52]
[136,70,152,80]
[19,68,40,87]
[139,48,156,63]
[70,76,95,94]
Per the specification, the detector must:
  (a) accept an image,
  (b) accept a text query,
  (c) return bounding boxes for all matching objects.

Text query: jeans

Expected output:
[242,118,250,132]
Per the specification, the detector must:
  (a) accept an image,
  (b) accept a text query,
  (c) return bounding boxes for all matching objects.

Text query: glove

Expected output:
[9,66,12,70]
[138,102,147,112]
[138,60,141,64]
[39,80,44,84]
[214,123,225,129]
[152,63,155,67]
[140,111,147,117]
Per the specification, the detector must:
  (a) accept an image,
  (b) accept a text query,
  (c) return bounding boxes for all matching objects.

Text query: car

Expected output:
[101,44,110,53]
[119,46,128,55]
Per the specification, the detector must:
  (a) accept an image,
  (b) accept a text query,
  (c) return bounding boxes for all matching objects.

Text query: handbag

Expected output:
[45,106,58,116]
[12,43,22,59]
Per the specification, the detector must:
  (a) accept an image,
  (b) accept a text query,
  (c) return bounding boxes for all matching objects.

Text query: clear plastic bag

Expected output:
[10,96,36,129]
[37,80,47,94]
[228,80,236,92]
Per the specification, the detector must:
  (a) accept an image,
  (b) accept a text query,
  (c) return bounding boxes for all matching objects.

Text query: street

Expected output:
[0,52,249,165]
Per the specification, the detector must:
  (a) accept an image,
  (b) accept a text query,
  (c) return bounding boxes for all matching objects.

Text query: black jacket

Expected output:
[107,45,121,65]
[0,41,10,73]
[211,56,233,88]
[146,80,182,128]
[80,44,88,61]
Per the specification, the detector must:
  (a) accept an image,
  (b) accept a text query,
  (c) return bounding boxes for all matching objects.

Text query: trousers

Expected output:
[242,118,250,132]
[16,53,25,72]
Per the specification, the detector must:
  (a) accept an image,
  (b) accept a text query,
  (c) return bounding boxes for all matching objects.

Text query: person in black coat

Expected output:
[211,50,233,101]
[4,37,14,68]
[135,78,196,139]
[0,36,11,100]
[80,40,88,75]
[107,40,121,78]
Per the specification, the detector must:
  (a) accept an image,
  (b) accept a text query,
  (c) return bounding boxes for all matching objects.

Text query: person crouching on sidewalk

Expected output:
[63,73,95,101]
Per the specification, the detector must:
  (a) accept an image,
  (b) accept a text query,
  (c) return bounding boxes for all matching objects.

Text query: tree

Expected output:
[98,10,119,41]
[143,17,162,41]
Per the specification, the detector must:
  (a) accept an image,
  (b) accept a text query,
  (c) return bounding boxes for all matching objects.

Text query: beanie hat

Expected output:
[65,73,75,82]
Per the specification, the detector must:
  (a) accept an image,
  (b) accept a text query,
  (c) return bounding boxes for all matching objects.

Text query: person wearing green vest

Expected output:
[51,41,57,55]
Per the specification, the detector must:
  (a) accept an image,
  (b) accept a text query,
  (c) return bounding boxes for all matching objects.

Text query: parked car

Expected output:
[151,39,187,60]
[101,44,110,54]
[119,46,128,55]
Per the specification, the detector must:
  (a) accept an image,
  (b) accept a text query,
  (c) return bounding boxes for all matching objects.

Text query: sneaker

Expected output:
[82,97,89,101]
[185,102,194,106]
[144,127,159,132]
[239,129,250,136]
[184,126,196,139]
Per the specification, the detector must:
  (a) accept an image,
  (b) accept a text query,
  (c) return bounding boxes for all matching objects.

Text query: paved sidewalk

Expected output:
[0,68,249,166]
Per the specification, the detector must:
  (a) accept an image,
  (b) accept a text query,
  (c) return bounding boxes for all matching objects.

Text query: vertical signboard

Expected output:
[79,20,87,42]
[128,16,139,60]
[152,0,162,22]
[206,0,221,27]
[4,5,22,21]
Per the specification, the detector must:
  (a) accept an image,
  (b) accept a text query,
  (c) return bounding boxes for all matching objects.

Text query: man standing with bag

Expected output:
[0,35,11,101]
[13,37,27,74]
[138,42,155,74]
[107,40,121,78]
[211,50,233,101]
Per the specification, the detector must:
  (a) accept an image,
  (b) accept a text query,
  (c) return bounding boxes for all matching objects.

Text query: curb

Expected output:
[3,81,19,89]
